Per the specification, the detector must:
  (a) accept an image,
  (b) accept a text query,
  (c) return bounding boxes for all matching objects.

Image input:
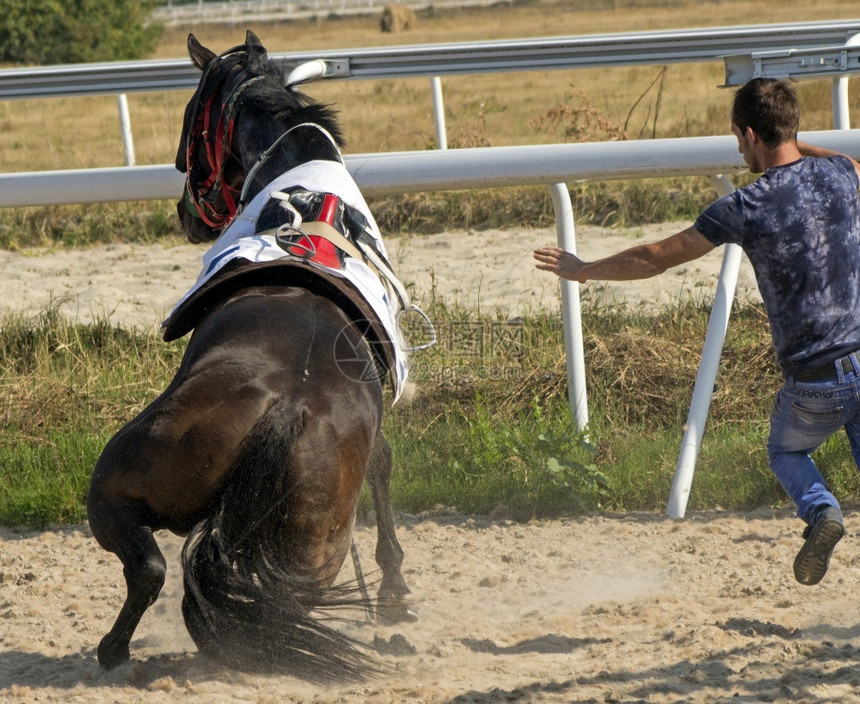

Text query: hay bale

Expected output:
[380,4,416,32]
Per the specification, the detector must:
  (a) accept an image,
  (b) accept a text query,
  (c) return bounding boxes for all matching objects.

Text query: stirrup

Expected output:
[274,225,317,259]
[396,305,436,352]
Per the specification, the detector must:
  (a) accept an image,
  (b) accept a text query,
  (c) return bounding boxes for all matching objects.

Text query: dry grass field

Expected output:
[0,0,858,176]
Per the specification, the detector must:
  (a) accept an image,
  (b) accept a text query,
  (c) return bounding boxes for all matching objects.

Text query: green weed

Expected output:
[4,295,859,528]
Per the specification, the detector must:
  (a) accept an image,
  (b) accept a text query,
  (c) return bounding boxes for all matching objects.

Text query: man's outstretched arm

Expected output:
[533,225,715,283]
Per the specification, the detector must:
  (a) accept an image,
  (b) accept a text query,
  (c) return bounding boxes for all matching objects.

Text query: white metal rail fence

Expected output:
[1,21,860,517]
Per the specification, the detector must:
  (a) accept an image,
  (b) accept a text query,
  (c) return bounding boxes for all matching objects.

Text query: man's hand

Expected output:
[533,246,587,282]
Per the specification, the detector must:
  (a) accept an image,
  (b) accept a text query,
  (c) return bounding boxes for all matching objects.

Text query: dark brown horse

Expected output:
[86,31,415,682]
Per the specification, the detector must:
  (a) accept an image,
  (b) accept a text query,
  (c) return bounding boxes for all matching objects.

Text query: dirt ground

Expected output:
[0,222,761,329]
[5,228,856,703]
[2,508,859,704]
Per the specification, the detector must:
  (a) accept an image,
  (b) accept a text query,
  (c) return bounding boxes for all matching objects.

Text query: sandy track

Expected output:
[0,222,760,329]
[2,508,858,703]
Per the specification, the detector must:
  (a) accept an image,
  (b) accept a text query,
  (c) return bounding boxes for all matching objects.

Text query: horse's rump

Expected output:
[181,395,380,681]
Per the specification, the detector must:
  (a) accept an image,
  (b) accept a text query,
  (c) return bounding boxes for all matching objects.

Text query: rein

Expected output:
[239,122,342,206]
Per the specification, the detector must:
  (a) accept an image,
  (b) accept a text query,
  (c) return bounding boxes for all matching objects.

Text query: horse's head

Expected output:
[175,31,344,243]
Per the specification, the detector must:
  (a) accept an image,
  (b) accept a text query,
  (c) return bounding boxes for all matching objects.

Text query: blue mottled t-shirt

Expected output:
[695,155,860,376]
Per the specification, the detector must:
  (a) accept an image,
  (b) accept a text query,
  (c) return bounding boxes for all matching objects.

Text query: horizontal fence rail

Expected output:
[1,130,858,207]
[1,20,860,100]
[724,38,860,84]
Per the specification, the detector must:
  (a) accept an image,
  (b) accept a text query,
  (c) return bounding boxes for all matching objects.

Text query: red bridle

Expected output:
[183,52,265,231]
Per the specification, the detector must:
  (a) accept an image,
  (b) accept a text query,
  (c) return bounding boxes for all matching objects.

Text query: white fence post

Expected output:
[832,32,860,130]
[116,94,135,167]
[549,183,588,433]
[430,76,448,151]
[666,174,739,518]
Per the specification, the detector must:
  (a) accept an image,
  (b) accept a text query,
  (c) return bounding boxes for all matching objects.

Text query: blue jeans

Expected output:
[767,352,860,525]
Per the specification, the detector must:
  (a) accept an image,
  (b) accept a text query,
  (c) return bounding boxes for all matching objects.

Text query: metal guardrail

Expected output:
[724,42,860,85]
[2,20,860,100]
[155,0,391,23]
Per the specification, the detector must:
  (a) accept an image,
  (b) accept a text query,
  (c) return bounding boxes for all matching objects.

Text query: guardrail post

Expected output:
[430,76,448,150]
[116,94,136,167]
[549,182,588,432]
[666,173,739,518]
[832,32,860,129]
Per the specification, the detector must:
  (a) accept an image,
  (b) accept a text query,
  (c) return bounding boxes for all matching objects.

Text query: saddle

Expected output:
[161,188,401,390]
[258,188,407,310]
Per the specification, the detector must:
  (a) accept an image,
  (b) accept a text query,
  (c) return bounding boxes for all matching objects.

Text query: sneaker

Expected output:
[793,506,844,586]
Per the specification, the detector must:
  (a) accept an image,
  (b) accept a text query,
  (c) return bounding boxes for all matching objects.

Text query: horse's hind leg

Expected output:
[87,474,166,668]
[366,433,416,623]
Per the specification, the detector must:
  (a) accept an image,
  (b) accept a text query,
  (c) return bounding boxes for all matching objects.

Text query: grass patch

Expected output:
[0,433,103,526]
[4,294,858,529]
[0,307,185,527]
[0,202,183,249]
[375,294,795,519]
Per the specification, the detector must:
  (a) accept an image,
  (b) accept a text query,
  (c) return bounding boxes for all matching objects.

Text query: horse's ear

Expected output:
[245,30,263,48]
[187,34,218,71]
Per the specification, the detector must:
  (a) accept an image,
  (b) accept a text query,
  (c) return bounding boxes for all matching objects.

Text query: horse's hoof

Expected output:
[399,608,419,623]
[97,638,130,670]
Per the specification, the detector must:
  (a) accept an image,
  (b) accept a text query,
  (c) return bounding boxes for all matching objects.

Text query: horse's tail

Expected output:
[180,399,378,682]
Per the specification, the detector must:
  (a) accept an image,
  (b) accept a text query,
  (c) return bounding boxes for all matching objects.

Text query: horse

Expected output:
[86,30,417,682]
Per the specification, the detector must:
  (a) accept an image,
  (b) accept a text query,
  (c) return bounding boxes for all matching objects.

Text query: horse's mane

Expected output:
[240,52,345,148]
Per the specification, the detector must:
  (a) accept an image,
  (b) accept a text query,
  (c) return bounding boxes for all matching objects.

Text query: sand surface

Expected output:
[0,222,761,329]
[3,509,859,703]
[6,225,854,704]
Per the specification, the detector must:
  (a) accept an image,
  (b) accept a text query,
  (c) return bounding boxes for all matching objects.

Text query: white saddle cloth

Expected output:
[165,159,408,401]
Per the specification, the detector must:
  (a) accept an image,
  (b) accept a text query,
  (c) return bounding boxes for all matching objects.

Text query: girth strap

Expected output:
[285,220,365,263]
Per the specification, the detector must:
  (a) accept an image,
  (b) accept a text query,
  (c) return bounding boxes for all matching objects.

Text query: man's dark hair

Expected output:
[731,78,800,148]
